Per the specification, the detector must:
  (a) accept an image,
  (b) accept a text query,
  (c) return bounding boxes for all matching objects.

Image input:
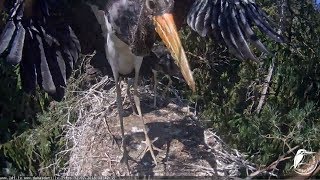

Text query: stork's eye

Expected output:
[146,0,156,11]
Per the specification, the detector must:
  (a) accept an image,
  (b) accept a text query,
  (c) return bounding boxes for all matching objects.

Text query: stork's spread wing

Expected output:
[187,0,284,60]
[0,0,80,101]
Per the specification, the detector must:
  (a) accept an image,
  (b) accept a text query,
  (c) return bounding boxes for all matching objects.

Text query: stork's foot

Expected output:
[128,101,137,115]
[140,135,162,165]
[127,93,138,115]
[153,96,157,108]
[152,96,166,109]
[152,69,158,109]
[120,147,135,173]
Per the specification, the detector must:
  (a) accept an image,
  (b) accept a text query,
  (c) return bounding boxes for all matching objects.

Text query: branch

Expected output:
[256,59,275,114]
[248,145,300,178]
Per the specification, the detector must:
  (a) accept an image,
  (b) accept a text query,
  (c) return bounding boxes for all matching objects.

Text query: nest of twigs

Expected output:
[53,56,273,177]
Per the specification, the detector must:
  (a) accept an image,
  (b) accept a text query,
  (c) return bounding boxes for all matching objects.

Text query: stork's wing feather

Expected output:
[0,21,16,54]
[187,0,284,60]
[0,0,81,101]
[59,27,81,79]
[0,0,24,58]
[41,27,67,99]
[20,28,37,93]
[35,31,57,95]
[6,22,25,64]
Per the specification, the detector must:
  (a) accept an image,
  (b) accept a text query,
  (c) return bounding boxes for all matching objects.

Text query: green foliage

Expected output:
[0,99,77,176]
[180,0,320,176]
[0,58,76,176]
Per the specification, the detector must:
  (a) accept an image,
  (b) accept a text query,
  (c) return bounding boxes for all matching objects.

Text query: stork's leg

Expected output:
[133,57,161,165]
[162,74,172,97]
[125,78,137,115]
[152,69,158,108]
[106,59,133,171]
[114,76,133,171]
[91,4,133,172]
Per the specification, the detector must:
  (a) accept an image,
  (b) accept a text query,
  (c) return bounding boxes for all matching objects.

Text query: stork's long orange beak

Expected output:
[153,13,196,92]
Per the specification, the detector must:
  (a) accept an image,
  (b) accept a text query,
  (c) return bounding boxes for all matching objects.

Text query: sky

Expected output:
[317,0,320,4]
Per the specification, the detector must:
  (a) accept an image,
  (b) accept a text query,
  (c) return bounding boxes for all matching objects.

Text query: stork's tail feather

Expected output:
[0,0,81,101]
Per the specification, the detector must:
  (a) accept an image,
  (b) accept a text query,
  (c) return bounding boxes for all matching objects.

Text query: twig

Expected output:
[103,117,121,150]
[248,145,300,178]
[186,51,208,62]
[256,58,275,114]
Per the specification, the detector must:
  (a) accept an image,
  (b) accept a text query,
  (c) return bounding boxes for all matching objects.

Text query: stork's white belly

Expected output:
[89,5,141,76]
[106,33,135,75]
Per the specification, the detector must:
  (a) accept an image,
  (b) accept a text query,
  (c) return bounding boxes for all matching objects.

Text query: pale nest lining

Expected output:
[54,75,270,177]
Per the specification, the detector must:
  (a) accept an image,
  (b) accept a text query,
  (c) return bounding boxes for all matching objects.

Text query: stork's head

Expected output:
[145,0,174,15]
[145,0,195,92]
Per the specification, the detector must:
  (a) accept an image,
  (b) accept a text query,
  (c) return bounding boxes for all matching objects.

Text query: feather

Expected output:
[1,0,79,101]
[6,22,25,64]
[8,0,23,18]
[210,0,223,41]
[243,3,283,42]
[40,25,68,101]
[188,0,213,37]
[226,5,256,60]
[40,0,50,16]
[20,28,37,93]
[51,50,66,101]
[61,48,74,79]
[187,0,202,30]
[56,50,67,85]
[219,1,244,59]
[202,1,213,36]
[187,0,284,60]
[235,7,270,54]
[55,26,81,65]
[0,20,16,55]
[35,33,56,94]
[68,26,81,63]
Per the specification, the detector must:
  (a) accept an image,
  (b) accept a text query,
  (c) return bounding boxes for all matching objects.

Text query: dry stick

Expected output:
[186,51,208,62]
[256,0,287,114]
[248,145,300,178]
[103,117,121,150]
[256,59,275,114]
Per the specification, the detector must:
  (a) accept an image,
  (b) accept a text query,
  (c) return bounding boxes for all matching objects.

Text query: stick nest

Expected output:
[53,57,270,177]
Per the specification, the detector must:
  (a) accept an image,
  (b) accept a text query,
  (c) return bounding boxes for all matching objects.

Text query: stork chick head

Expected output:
[145,0,174,15]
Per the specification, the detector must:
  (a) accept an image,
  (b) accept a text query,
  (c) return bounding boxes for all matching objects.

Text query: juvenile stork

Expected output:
[0,0,284,168]
[88,0,195,167]
[87,0,284,167]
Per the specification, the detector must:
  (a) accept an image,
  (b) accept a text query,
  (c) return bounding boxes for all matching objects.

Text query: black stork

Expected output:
[0,0,284,168]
